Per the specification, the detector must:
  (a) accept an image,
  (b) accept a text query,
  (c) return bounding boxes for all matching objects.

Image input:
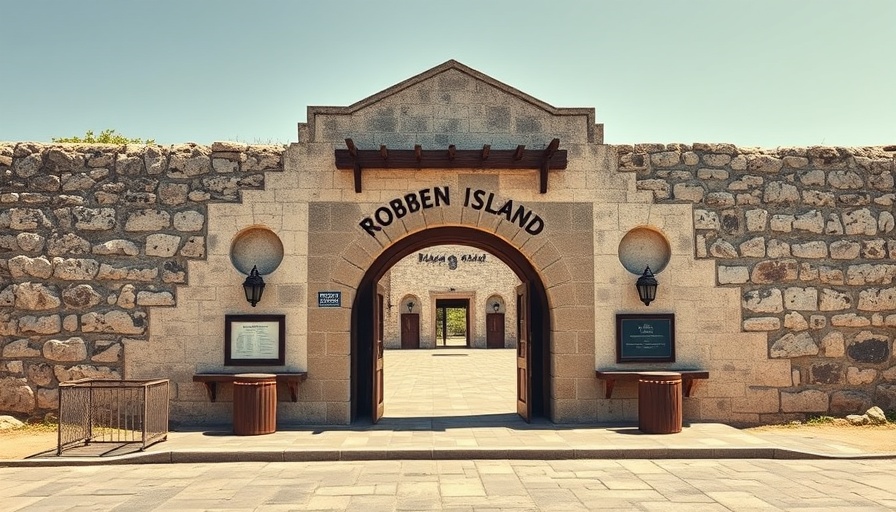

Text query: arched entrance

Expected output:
[351,226,551,423]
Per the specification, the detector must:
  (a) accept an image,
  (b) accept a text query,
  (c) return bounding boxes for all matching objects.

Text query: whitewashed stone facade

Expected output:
[0,61,893,426]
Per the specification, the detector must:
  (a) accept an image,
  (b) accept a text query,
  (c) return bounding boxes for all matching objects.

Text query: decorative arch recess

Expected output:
[350,226,551,422]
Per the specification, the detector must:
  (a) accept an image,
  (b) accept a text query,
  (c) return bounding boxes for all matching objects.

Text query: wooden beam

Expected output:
[544,138,560,158]
[345,138,357,157]
[334,140,567,194]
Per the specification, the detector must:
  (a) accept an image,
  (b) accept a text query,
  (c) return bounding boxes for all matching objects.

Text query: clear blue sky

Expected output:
[1,0,893,147]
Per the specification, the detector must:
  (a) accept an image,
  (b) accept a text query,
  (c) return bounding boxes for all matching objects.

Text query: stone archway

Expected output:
[350,226,551,423]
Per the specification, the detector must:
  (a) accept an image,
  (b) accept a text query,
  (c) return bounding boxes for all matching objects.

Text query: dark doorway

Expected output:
[351,226,550,424]
[486,313,505,348]
[400,313,420,349]
[435,299,469,347]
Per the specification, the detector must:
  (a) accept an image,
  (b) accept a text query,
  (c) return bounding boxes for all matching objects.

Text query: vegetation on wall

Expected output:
[52,129,155,144]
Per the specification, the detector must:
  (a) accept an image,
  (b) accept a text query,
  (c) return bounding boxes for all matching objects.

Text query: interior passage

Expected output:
[383,348,516,418]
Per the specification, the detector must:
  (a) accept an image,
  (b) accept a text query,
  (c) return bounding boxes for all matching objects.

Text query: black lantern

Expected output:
[243,265,266,307]
[492,302,500,313]
[636,266,658,306]
[406,301,414,313]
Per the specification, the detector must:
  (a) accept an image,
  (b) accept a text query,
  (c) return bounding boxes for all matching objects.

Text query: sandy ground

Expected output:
[0,423,894,460]
[0,429,58,459]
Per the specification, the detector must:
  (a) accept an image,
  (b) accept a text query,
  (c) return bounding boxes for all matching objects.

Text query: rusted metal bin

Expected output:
[233,373,277,436]
[638,372,682,434]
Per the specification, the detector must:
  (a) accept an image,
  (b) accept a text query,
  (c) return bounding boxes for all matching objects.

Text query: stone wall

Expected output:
[0,142,285,418]
[618,143,896,415]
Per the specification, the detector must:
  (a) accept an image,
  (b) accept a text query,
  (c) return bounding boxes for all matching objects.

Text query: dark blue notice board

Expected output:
[616,314,675,363]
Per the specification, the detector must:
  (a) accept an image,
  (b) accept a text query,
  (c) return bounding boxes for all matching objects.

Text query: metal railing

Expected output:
[57,379,169,455]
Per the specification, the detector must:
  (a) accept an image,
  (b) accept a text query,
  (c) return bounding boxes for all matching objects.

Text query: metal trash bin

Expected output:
[638,371,682,434]
[233,373,277,436]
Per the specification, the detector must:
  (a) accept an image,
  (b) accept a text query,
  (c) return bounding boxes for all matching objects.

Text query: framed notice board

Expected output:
[616,314,675,363]
[225,314,285,366]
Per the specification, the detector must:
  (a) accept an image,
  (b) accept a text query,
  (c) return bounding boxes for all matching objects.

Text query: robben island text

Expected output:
[359,186,545,237]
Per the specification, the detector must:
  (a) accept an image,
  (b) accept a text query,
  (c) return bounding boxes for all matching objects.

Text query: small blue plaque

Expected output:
[318,291,341,308]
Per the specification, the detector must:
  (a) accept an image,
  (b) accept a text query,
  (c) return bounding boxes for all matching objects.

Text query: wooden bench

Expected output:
[595,370,709,399]
[192,372,308,402]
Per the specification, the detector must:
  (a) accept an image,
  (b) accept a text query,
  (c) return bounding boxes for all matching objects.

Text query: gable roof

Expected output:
[304,60,596,137]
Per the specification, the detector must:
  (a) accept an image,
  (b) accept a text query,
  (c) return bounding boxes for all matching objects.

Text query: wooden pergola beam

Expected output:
[335,140,567,193]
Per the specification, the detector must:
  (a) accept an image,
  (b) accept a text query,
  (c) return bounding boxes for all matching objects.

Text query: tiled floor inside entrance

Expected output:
[383,348,516,420]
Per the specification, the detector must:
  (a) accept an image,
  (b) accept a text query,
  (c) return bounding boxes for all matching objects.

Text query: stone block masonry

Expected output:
[0,141,284,418]
[618,143,896,418]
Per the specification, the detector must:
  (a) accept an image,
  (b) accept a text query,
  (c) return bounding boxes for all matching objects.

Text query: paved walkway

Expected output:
[3,349,894,467]
[4,458,896,511]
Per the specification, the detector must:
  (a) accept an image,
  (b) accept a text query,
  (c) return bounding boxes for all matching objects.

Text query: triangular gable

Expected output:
[301,60,598,144]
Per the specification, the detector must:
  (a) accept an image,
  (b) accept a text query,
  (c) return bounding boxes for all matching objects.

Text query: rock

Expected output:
[747,154,783,173]
[43,337,88,362]
[173,210,205,232]
[136,291,175,306]
[80,311,146,334]
[793,210,824,233]
[14,283,61,310]
[61,284,103,309]
[745,209,769,231]
[18,314,61,334]
[124,210,170,231]
[830,240,861,259]
[819,289,851,311]
[847,332,890,363]
[694,209,720,230]
[673,183,704,202]
[810,362,842,384]
[763,182,800,203]
[47,232,91,256]
[821,332,845,357]
[718,266,749,284]
[743,288,783,313]
[784,287,818,310]
[739,237,765,257]
[858,287,896,311]
[2,339,40,358]
[92,239,140,256]
[7,255,54,279]
[830,391,872,415]
[0,377,35,413]
[168,143,212,177]
[72,207,116,230]
[751,260,798,284]
[36,388,58,410]
[158,183,189,205]
[117,284,136,308]
[92,343,122,363]
[709,240,738,258]
[180,236,205,258]
[846,367,877,385]
[828,170,863,189]
[743,317,780,331]
[771,332,818,358]
[145,233,181,257]
[843,208,877,236]
[96,264,158,281]
[866,406,888,425]
[16,232,46,252]
[0,415,25,430]
[52,258,100,280]
[54,365,121,383]
[26,363,54,387]
[846,414,868,426]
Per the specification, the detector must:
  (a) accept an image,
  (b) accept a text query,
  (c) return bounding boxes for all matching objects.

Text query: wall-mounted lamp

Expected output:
[243,265,266,307]
[406,301,414,313]
[492,302,500,313]
[636,266,658,306]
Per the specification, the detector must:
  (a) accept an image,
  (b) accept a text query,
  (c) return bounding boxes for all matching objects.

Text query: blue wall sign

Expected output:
[318,291,341,308]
